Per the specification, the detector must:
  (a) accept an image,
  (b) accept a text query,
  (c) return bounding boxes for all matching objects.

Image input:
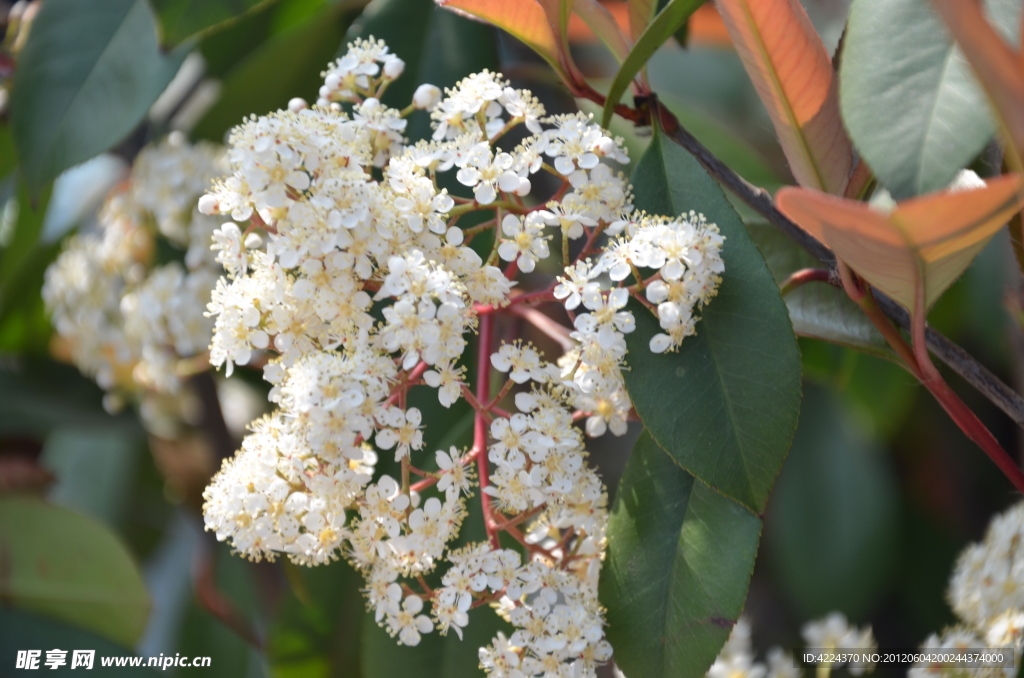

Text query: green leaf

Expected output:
[601,0,705,127]
[42,427,143,528]
[623,126,802,512]
[839,0,1022,199]
[151,0,274,46]
[600,432,762,678]
[268,560,365,678]
[744,221,893,359]
[765,384,900,619]
[0,180,50,290]
[10,0,186,196]
[0,495,151,648]
[0,124,15,181]
[192,2,356,141]
[0,182,58,351]
[0,607,158,674]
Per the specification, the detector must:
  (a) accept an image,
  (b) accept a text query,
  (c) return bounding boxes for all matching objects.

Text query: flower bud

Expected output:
[514,177,532,197]
[412,84,441,110]
[383,57,405,80]
[318,85,331,99]
[198,194,219,215]
[325,72,343,92]
[288,97,308,112]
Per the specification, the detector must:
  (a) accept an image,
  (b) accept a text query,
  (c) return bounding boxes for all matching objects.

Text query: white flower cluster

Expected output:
[200,37,725,678]
[43,134,226,413]
[950,501,1024,626]
[803,613,877,674]
[706,618,799,678]
[701,614,874,678]
[908,500,1024,678]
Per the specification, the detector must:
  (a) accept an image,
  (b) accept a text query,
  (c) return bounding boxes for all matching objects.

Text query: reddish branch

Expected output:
[644,96,1024,434]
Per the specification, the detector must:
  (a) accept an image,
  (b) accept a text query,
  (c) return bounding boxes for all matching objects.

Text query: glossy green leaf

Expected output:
[151,0,273,46]
[10,0,186,196]
[0,607,157,672]
[601,0,704,127]
[745,222,892,358]
[623,126,802,511]
[600,432,762,678]
[765,384,900,618]
[840,0,1022,199]
[0,495,151,648]
[192,2,356,141]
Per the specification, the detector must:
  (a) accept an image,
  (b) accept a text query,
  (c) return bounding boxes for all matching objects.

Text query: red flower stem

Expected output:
[577,222,607,261]
[473,288,558,315]
[510,306,575,352]
[486,378,515,411]
[384,361,430,408]
[410,475,439,493]
[492,504,545,531]
[476,313,501,548]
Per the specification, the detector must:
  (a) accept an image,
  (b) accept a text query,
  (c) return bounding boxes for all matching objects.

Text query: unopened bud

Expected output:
[198,194,219,215]
[244,233,263,249]
[383,57,405,80]
[413,84,441,110]
[318,85,331,99]
[288,97,308,112]
[596,138,616,155]
[325,72,343,92]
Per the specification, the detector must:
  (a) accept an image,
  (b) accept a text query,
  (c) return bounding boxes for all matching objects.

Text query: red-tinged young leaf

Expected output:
[776,174,1024,313]
[930,0,1024,168]
[714,0,852,195]
[437,0,570,80]
[576,0,632,61]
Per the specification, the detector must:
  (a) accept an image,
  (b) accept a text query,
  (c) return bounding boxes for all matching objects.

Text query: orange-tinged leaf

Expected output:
[437,0,567,77]
[777,175,1024,312]
[714,0,852,195]
[575,0,631,61]
[930,0,1024,166]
